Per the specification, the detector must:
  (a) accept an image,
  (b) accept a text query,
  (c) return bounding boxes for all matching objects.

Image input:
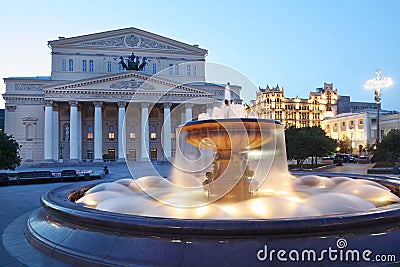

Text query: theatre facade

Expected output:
[3,27,241,163]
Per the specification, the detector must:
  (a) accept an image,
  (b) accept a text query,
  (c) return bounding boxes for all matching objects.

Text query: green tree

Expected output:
[372,129,400,166]
[0,132,22,170]
[337,136,352,154]
[285,126,336,168]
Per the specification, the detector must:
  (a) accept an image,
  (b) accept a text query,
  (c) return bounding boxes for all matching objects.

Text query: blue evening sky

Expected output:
[1,0,399,110]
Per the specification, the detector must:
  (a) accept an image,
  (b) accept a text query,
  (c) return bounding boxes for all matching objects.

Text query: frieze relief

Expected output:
[15,84,44,91]
[80,34,181,51]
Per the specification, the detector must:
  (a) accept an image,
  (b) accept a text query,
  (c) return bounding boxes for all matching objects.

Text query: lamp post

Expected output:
[364,68,393,145]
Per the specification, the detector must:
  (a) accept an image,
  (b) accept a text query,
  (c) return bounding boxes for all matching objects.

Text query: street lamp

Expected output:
[364,68,393,145]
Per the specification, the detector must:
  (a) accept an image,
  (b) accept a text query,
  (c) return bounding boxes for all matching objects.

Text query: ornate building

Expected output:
[321,110,398,153]
[3,27,240,163]
[251,83,338,128]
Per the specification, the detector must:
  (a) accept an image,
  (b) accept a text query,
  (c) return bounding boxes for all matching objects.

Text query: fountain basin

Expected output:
[26,173,400,266]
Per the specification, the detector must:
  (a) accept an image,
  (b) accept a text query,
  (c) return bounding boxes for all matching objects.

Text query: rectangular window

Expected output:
[152,63,157,74]
[69,59,74,71]
[129,149,136,160]
[107,61,112,72]
[187,65,191,76]
[62,59,67,71]
[175,65,179,75]
[193,65,197,76]
[87,150,94,160]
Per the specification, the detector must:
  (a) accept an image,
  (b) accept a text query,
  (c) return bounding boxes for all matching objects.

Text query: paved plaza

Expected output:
[0,162,398,266]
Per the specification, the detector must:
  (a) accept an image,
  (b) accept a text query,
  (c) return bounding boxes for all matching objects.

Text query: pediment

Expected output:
[44,72,212,97]
[48,27,207,55]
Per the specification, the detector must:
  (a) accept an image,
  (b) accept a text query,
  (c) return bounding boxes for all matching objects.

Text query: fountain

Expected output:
[25,110,400,266]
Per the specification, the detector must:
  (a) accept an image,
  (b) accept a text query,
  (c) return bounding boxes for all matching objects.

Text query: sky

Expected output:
[1,0,399,110]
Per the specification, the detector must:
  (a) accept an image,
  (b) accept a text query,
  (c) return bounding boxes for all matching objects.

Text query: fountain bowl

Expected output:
[25,172,400,266]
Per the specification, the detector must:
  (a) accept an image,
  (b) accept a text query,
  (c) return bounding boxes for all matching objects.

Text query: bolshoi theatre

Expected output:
[3,27,242,163]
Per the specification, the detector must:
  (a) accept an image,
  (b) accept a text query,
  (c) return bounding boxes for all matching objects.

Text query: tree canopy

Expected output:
[285,126,337,167]
[0,132,22,170]
[372,129,400,165]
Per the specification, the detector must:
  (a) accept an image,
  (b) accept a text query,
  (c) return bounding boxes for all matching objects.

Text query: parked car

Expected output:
[342,155,357,163]
[358,156,370,164]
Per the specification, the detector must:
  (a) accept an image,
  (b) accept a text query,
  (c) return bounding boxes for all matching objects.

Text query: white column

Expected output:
[69,100,79,161]
[185,103,193,123]
[78,110,82,161]
[141,102,149,160]
[118,101,126,161]
[52,106,59,161]
[206,103,213,117]
[163,102,172,160]
[93,101,103,162]
[44,100,54,161]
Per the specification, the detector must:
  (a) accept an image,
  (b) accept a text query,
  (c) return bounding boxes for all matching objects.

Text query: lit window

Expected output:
[108,125,115,140]
[107,61,112,72]
[62,59,67,71]
[193,65,197,76]
[150,125,157,140]
[82,60,87,72]
[89,60,94,72]
[152,63,157,74]
[129,125,136,139]
[87,125,93,140]
[175,65,179,75]
[187,65,191,76]
[69,59,74,71]
[169,64,173,75]
[171,126,176,139]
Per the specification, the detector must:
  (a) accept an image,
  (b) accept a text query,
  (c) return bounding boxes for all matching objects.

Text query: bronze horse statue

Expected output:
[119,53,148,71]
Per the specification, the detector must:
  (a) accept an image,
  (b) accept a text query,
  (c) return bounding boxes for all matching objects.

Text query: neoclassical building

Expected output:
[3,27,241,163]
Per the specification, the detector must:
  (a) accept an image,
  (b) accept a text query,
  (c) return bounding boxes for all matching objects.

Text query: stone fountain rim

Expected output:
[183,118,284,127]
[38,172,400,237]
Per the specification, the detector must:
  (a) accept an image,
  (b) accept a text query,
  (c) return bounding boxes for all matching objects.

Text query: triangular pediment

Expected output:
[48,27,207,55]
[44,72,213,97]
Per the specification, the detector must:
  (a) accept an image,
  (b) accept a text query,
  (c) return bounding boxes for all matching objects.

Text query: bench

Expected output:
[17,171,54,184]
[0,173,9,186]
[61,170,78,182]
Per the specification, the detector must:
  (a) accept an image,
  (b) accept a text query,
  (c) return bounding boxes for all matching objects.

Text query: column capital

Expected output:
[69,100,78,107]
[93,101,103,108]
[163,102,172,109]
[185,103,194,108]
[117,101,126,108]
[6,105,16,112]
[45,100,54,107]
[141,102,150,108]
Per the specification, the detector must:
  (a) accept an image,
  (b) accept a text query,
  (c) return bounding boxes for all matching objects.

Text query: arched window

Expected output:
[129,125,136,139]
[175,65,179,75]
[89,60,94,72]
[69,59,74,71]
[82,60,87,72]
[150,125,157,140]
[87,125,93,140]
[169,64,173,75]
[108,125,115,140]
